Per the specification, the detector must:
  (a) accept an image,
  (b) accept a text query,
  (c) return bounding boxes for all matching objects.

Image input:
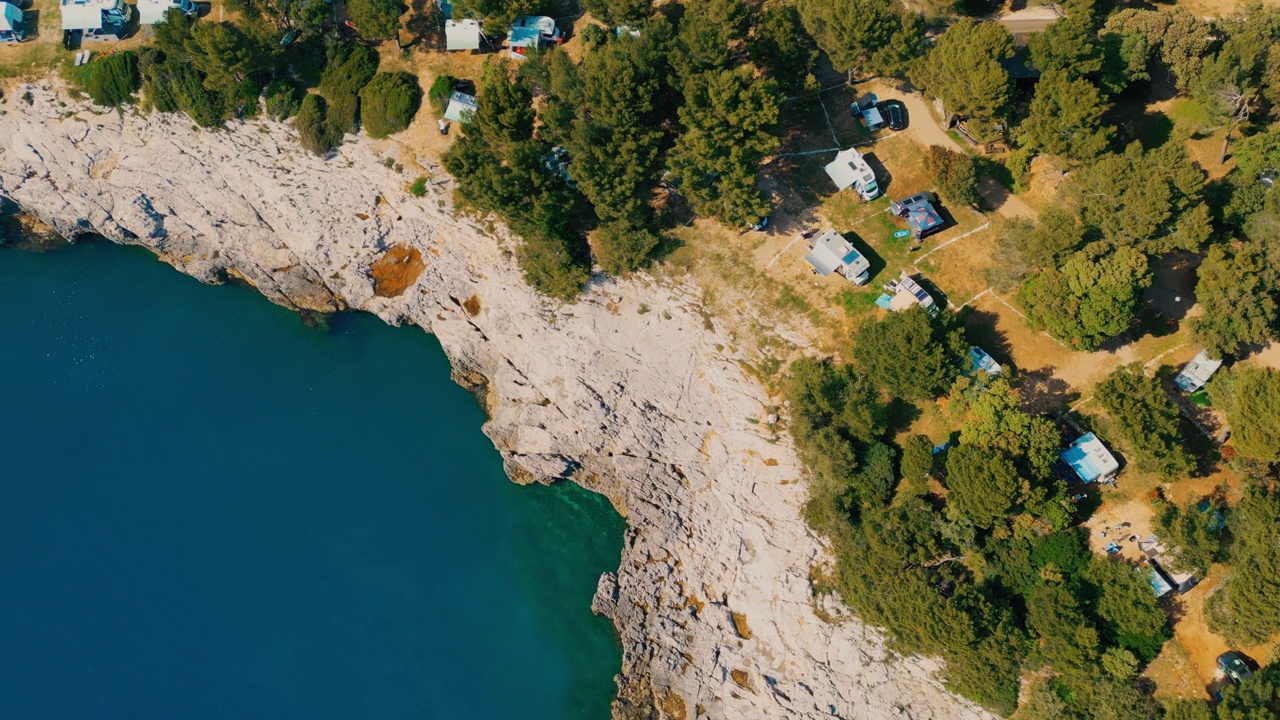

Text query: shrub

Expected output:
[593,220,660,275]
[264,79,301,121]
[319,43,379,135]
[428,74,455,117]
[924,145,980,208]
[295,94,338,155]
[142,60,225,127]
[1096,365,1196,480]
[79,52,140,107]
[409,177,428,197]
[359,71,422,138]
[346,0,403,39]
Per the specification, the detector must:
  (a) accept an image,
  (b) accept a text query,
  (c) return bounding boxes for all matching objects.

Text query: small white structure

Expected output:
[1174,349,1223,393]
[507,15,560,58]
[137,0,196,25]
[824,148,880,201]
[1,1,26,42]
[804,230,871,285]
[443,91,477,122]
[61,0,131,39]
[1061,432,1120,484]
[878,271,935,313]
[445,18,481,50]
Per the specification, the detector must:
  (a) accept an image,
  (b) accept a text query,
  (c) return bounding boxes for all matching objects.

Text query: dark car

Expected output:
[1217,652,1255,686]
[878,99,908,130]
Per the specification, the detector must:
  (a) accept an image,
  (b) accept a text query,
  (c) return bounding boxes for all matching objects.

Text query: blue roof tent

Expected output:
[437,0,451,18]
[969,346,1002,377]
[1061,432,1120,484]
[906,203,943,237]
[861,105,884,131]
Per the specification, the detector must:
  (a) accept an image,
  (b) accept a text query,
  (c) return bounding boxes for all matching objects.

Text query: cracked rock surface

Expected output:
[0,85,991,720]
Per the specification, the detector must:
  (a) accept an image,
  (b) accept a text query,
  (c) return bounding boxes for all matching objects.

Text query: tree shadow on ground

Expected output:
[1018,367,1078,415]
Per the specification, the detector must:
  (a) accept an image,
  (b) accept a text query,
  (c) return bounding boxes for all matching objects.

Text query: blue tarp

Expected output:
[1060,432,1117,483]
[875,293,893,310]
[969,346,1001,377]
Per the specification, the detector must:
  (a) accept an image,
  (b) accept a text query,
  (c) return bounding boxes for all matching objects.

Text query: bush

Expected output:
[593,220,660,275]
[409,177,429,197]
[428,74,455,117]
[359,71,423,138]
[346,0,403,39]
[319,43,379,135]
[264,79,301,121]
[142,60,225,127]
[924,145,980,208]
[79,52,140,107]
[1096,365,1196,480]
[295,94,338,155]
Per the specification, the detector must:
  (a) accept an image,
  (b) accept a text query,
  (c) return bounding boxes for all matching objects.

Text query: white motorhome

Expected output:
[61,0,132,41]
[137,0,197,25]
[1,1,27,42]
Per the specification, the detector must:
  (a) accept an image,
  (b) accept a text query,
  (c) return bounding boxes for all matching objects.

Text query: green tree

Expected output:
[1017,246,1152,350]
[1206,486,1280,644]
[667,67,780,227]
[1233,126,1280,180]
[319,43,380,135]
[1019,69,1112,160]
[749,4,818,93]
[1028,14,1103,79]
[671,0,749,81]
[1216,661,1280,720]
[295,94,339,155]
[1191,241,1279,358]
[592,221,660,275]
[1101,646,1139,680]
[1152,493,1226,576]
[1162,700,1214,720]
[78,51,139,107]
[945,445,1022,529]
[359,71,423,138]
[853,307,967,400]
[1027,580,1100,673]
[263,79,300,120]
[1102,8,1212,91]
[898,434,935,493]
[1086,557,1171,660]
[796,0,913,78]
[1191,4,1280,163]
[186,22,266,97]
[1210,366,1280,464]
[453,0,532,34]
[347,0,403,38]
[910,19,1014,130]
[581,0,650,25]
[1071,142,1207,253]
[923,146,980,208]
[955,377,1060,477]
[1096,364,1196,480]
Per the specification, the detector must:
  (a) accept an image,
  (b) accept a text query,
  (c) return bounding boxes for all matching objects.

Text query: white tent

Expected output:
[444,19,480,51]
[0,2,24,34]
[443,91,477,122]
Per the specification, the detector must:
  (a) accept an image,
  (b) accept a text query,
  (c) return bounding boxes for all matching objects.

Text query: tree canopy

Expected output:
[1019,69,1112,160]
[1017,246,1152,350]
[1096,365,1196,480]
[910,19,1014,129]
[1191,240,1279,358]
[853,307,967,400]
[358,71,422,138]
[1210,366,1280,464]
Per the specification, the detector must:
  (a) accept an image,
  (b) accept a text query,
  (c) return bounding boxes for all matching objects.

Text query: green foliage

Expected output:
[593,221,660,275]
[923,145,979,208]
[944,445,1022,529]
[1084,557,1171,661]
[1027,580,1100,672]
[667,67,779,228]
[1071,142,1207,254]
[910,18,1014,125]
[263,79,300,121]
[1019,69,1112,160]
[1028,15,1102,80]
[295,93,339,155]
[1206,485,1280,644]
[428,74,456,117]
[442,63,590,300]
[1096,364,1196,480]
[1102,8,1212,91]
[142,15,268,127]
[454,0,534,34]
[76,52,140,107]
[748,4,818,92]
[1210,366,1280,464]
[1233,127,1280,180]
[1152,493,1225,576]
[1191,241,1279,358]
[954,377,1061,477]
[898,434,935,491]
[319,43,380,135]
[346,0,403,39]
[409,177,429,197]
[853,307,967,400]
[142,58,226,128]
[581,0,650,25]
[1162,700,1215,720]
[796,0,920,77]
[1017,246,1152,350]
[671,0,749,81]
[1101,646,1138,680]
[359,72,422,138]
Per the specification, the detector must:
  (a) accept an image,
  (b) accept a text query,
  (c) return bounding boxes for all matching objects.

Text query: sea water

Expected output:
[0,241,622,720]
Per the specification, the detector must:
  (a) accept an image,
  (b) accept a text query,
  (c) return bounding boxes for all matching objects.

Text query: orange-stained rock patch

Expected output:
[370,245,425,298]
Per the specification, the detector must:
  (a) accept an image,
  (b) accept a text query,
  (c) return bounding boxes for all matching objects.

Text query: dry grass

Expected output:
[369,244,426,297]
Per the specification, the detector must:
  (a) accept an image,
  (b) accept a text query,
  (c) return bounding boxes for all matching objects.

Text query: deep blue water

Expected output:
[0,241,623,720]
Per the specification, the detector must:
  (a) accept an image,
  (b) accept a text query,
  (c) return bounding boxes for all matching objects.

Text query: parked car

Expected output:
[878,99,907,130]
[1217,651,1255,686]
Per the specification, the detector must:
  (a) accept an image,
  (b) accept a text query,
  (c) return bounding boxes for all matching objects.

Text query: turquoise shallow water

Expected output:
[0,241,623,720]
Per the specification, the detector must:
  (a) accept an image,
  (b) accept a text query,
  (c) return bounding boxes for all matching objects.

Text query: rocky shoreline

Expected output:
[0,83,990,720]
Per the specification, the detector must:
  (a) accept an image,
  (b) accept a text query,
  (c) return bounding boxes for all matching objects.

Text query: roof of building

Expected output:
[969,346,1002,377]
[1061,432,1119,483]
[886,272,935,312]
[445,19,481,50]
[804,230,869,277]
[823,148,879,199]
[1174,349,1223,392]
[904,201,944,233]
[443,91,477,122]
[1,1,22,27]
[61,0,111,30]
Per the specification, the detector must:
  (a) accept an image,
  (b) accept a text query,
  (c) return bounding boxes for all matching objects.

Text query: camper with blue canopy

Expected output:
[968,346,1002,377]
[804,230,870,285]
[1061,432,1120,484]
